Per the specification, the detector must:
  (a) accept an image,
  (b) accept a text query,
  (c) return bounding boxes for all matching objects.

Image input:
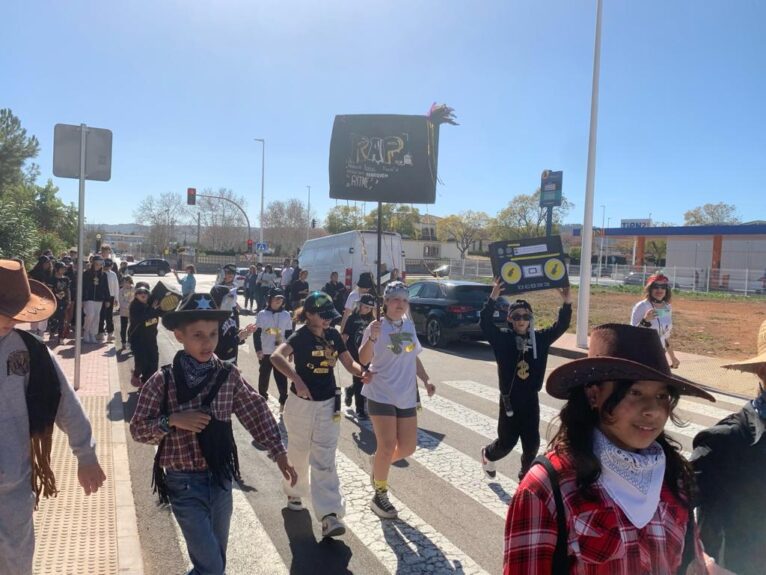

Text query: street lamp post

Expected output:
[306,185,311,242]
[254,138,266,263]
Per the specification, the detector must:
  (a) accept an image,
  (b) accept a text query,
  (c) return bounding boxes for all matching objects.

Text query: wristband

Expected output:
[159,414,171,433]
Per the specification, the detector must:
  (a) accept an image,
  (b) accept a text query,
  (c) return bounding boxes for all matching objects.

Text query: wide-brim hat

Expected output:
[722,319,766,374]
[546,323,715,402]
[0,259,57,322]
[162,293,231,330]
[149,281,183,315]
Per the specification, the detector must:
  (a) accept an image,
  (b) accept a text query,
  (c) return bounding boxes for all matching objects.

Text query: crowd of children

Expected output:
[14,250,764,574]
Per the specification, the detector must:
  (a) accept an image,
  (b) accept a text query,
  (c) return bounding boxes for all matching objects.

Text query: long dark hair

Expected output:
[550,381,695,504]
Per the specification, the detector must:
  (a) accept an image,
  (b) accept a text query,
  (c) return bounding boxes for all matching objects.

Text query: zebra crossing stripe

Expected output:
[347,411,517,518]
[264,399,490,574]
[165,465,288,575]
[440,379,716,442]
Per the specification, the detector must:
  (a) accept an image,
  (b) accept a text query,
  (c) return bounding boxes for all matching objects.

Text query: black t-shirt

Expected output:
[215,308,241,362]
[342,311,372,363]
[287,325,347,401]
[291,280,309,303]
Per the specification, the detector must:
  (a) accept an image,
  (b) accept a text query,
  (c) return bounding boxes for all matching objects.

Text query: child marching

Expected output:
[270,291,369,538]
[130,292,296,575]
[342,292,377,420]
[253,288,293,412]
[128,283,161,387]
[358,281,435,519]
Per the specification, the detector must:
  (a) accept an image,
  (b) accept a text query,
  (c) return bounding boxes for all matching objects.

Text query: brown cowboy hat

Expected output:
[546,323,715,402]
[721,319,766,374]
[0,259,57,322]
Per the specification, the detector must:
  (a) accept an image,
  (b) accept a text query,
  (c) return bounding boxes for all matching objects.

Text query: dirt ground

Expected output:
[517,288,766,360]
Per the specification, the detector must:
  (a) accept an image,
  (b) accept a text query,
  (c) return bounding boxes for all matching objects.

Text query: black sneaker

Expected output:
[370,489,398,519]
[481,447,497,479]
[344,387,353,407]
[357,411,369,420]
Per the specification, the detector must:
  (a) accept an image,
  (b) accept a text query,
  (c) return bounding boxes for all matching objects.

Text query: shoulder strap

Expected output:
[202,365,232,407]
[532,456,569,575]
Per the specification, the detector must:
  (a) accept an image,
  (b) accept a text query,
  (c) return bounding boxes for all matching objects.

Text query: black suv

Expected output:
[125,258,172,276]
[407,280,506,347]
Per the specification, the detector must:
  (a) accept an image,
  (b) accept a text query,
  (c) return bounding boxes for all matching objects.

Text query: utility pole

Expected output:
[255,138,266,262]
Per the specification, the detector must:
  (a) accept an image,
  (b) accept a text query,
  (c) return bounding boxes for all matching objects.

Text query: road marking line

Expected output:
[264,399,490,574]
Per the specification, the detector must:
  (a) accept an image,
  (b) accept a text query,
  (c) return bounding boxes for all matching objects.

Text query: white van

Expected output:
[298,231,406,292]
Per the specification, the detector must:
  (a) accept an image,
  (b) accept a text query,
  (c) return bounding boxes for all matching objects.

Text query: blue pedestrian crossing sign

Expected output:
[255,242,268,253]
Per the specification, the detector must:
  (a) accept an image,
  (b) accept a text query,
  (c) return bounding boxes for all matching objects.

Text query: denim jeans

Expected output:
[166,470,233,575]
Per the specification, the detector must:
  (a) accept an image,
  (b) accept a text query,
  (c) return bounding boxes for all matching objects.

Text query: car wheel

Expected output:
[426,317,447,348]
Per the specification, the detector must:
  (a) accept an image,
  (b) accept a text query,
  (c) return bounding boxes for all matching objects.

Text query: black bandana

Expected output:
[172,350,219,404]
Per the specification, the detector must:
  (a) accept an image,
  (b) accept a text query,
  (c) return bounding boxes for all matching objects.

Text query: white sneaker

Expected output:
[286,496,303,511]
[481,447,497,479]
[321,514,346,538]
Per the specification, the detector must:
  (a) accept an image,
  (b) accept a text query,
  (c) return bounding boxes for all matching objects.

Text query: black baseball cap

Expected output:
[304,291,341,320]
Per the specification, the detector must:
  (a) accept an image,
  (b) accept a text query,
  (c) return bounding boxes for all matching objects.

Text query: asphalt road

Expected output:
[115,276,745,574]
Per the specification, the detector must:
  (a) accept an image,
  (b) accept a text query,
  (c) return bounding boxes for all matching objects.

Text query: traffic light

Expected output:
[247,239,253,252]
[187,188,196,205]
[311,218,316,229]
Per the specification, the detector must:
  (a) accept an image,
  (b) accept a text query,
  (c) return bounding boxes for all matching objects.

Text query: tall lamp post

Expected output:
[575,0,604,349]
[254,138,266,263]
[306,185,311,242]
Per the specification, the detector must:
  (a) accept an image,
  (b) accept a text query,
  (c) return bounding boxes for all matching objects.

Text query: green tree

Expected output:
[490,189,573,240]
[436,211,490,259]
[0,201,39,261]
[683,202,739,226]
[325,205,365,234]
[0,108,40,195]
[363,204,421,237]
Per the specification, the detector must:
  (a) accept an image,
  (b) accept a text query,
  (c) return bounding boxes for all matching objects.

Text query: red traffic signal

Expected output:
[247,239,253,250]
[187,188,196,205]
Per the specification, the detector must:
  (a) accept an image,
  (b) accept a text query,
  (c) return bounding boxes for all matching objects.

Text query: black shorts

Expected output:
[366,398,417,418]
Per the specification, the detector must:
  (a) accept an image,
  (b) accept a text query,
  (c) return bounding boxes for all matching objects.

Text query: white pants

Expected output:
[30,320,48,333]
[282,393,345,520]
[83,301,102,340]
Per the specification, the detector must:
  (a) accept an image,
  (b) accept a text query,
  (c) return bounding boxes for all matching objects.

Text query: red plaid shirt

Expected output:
[504,452,699,575]
[130,363,286,471]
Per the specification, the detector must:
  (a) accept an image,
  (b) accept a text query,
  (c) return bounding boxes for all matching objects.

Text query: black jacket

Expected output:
[479,298,571,405]
[691,402,766,575]
[81,268,110,302]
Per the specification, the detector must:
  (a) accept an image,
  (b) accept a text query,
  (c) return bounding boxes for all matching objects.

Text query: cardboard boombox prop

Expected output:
[489,236,570,295]
[329,108,455,204]
[149,282,183,314]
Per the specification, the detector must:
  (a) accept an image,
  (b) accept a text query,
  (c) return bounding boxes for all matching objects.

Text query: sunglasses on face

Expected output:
[510,314,531,321]
[652,284,668,290]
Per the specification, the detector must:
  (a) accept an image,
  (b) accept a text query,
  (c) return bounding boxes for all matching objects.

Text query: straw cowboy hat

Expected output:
[546,323,715,402]
[722,319,766,374]
[0,259,56,322]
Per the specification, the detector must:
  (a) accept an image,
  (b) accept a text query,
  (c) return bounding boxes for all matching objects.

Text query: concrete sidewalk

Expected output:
[30,334,143,575]
[551,332,761,399]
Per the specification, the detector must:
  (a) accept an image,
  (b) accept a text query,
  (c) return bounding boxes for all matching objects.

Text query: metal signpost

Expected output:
[539,170,563,237]
[53,123,113,390]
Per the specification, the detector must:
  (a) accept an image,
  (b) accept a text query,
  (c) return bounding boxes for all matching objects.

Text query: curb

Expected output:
[107,351,145,575]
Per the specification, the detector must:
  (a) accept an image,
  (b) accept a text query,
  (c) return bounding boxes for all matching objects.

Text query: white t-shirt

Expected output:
[631,299,673,347]
[344,289,361,311]
[280,267,294,287]
[361,317,422,409]
[255,309,293,354]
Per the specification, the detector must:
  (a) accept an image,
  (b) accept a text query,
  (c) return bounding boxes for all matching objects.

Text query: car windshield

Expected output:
[451,285,491,304]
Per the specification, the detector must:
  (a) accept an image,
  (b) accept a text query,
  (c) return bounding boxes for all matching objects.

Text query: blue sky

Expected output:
[3,0,764,229]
